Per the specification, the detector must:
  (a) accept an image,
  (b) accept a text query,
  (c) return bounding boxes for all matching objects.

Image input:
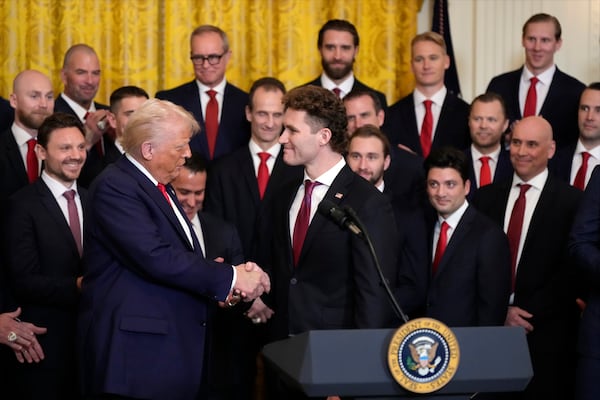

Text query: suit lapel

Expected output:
[434,206,475,277]
[402,95,421,154]
[239,148,261,204]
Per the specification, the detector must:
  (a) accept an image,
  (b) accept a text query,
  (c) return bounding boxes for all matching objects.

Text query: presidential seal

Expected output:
[387,317,459,394]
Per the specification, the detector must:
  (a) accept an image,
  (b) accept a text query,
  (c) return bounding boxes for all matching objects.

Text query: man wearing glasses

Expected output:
[157,25,249,163]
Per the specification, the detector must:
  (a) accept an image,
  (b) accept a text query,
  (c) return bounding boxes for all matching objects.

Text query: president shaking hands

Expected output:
[77,98,269,400]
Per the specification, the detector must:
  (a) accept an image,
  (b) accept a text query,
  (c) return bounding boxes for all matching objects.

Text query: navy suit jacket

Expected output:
[0,96,13,132]
[77,157,234,399]
[486,67,585,149]
[156,81,250,162]
[464,147,513,201]
[424,206,511,327]
[383,91,470,157]
[204,146,303,266]
[570,167,600,360]
[4,179,87,397]
[266,164,400,340]
[473,174,582,348]
[305,76,388,109]
[53,95,117,188]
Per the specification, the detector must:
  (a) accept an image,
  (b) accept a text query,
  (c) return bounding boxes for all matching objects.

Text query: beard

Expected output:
[322,57,354,81]
[16,108,51,130]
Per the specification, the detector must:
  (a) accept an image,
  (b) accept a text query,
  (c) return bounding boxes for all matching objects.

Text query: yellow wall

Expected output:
[0,0,421,105]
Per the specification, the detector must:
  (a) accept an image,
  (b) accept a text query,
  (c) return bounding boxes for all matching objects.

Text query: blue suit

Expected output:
[156,81,250,162]
[569,166,600,400]
[77,156,234,400]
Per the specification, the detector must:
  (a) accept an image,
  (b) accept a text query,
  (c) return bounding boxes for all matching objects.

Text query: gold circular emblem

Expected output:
[387,317,460,394]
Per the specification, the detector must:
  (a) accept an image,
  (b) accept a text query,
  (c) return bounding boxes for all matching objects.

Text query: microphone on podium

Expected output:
[318,199,409,324]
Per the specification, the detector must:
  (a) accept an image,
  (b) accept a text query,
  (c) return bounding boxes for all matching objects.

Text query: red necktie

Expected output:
[573,151,590,190]
[420,100,433,157]
[157,183,171,205]
[63,190,82,256]
[84,111,104,157]
[332,88,341,98]
[26,138,38,183]
[432,221,449,275]
[479,156,492,187]
[292,180,321,266]
[257,152,270,199]
[506,184,531,291]
[523,77,539,118]
[205,90,219,159]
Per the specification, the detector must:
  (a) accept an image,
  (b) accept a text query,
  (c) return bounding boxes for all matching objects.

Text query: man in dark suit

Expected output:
[77,99,269,399]
[105,85,149,161]
[486,13,585,150]
[54,44,117,187]
[343,89,425,210]
[474,116,582,399]
[465,92,513,201]
[423,147,510,326]
[0,96,13,132]
[0,70,54,208]
[570,167,600,400]
[205,77,302,399]
[383,31,470,158]
[156,25,249,163]
[346,125,428,318]
[171,152,246,400]
[551,82,600,190]
[4,112,88,399]
[264,84,398,398]
[303,19,387,108]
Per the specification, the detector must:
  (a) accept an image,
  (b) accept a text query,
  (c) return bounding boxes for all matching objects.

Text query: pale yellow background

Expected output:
[0,0,421,106]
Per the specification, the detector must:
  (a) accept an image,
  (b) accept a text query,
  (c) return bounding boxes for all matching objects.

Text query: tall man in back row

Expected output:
[304,19,387,108]
[486,13,585,149]
[157,25,249,163]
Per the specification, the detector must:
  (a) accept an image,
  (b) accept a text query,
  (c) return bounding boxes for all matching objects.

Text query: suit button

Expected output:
[290,278,297,285]
[201,321,207,327]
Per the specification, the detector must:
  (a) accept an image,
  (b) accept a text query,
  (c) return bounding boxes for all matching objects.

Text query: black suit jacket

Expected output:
[54,95,116,188]
[486,67,585,149]
[473,174,582,348]
[424,206,511,327]
[464,147,513,201]
[0,96,13,132]
[156,81,250,162]
[204,146,303,266]
[4,179,87,398]
[383,91,470,157]
[384,147,426,211]
[0,128,30,208]
[305,76,388,109]
[549,142,578,186]
[267,165,399,340]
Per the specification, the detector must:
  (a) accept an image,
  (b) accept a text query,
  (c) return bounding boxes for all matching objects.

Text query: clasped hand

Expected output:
[233,262,271,302]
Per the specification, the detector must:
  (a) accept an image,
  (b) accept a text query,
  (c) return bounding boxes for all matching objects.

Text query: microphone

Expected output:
[317,200,363,237]
[317,199,409,324]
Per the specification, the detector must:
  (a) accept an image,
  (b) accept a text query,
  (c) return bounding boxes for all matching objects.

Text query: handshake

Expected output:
[226,262,271,306]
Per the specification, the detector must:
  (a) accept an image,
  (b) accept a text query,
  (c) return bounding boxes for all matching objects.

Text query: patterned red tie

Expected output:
[157,183,171,205]
[506,184,531,291]
[432,221,449,276]
[332,88,341,98]
[479,156,492,187]
[257,152,270,199]
[26,138,38,183]
[63,190,82,256]
[523,77,539,118]
[205,90,219,159]
[292,180,321,266]
[573,151,590,190]
[420,100,433,157]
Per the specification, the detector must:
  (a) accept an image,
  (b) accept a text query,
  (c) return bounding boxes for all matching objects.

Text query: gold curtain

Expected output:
[0,0,420,106]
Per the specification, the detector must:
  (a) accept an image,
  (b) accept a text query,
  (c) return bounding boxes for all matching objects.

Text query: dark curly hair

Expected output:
[283,85,348,154]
